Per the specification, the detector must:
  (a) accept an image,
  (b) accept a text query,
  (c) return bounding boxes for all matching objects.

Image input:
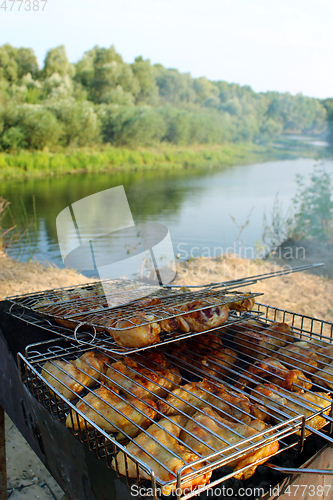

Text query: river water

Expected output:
[2,156,333,275]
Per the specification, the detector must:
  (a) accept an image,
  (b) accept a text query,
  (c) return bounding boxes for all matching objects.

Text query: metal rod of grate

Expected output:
[8,305,258,355]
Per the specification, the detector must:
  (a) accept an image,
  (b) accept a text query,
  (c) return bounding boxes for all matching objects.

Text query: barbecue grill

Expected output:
[2,275,333,500]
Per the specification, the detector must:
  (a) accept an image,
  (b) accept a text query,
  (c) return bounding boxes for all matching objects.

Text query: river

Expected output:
[1,156,333,276]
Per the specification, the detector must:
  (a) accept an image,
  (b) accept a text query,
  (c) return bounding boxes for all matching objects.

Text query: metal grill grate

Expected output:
[16,301,333,500]
[7,278,262,354]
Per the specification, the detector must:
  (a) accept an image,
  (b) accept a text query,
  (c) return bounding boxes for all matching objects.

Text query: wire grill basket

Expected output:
[7,278,262,354]
[16,302,333,500]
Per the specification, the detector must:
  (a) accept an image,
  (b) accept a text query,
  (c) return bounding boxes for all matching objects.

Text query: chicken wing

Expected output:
[112,415,212,495]
[251,384,331,436]
[112,313,161,348]
[41,351,110,400]
[225,292,256,312]
[208,387,252,425]
[66,385,158,439]
[238,358,312,392]
[103,356,181,400]
[159,379,252,424]
[233,322,294,361]
[179,300,229,333]
[159,307,191,333]
[180,407,279,480]
[158,379,221,416]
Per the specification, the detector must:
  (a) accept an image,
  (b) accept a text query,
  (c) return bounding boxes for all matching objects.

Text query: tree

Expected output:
[322,98,333,146]
[155,68,195,105]
[131,56,159,104]
[46,99,100,146]
[16,48,38,79]
[193,77,219,105]
[0,44,18,83]
[43,45,73,78]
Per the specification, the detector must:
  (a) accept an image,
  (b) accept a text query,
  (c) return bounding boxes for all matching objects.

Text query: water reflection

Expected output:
[2,157,333,272]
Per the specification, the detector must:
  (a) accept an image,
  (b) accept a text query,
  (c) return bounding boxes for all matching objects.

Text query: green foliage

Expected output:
[293,165,333,240]
[43,45,73,78]
[0,104,62,150]
[46,99,100,146]
[0,43,329,152]
[0,143,273,180]
[322,98,333,146]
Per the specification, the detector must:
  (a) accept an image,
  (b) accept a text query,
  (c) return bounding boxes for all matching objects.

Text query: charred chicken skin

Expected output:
[178,299,229,333]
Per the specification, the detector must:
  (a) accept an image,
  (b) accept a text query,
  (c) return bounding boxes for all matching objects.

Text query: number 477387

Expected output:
[1,0,48,11]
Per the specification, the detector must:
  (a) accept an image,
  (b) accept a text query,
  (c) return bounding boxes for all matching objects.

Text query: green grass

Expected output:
[0,142,294,180]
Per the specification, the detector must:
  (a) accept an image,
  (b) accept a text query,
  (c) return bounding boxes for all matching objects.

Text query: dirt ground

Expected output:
[1,250,333,498]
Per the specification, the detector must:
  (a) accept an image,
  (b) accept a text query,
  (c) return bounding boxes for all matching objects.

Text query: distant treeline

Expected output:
[0,43,331,151]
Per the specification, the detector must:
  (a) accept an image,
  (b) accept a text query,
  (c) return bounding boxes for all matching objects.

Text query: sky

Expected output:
[0,0,332,99]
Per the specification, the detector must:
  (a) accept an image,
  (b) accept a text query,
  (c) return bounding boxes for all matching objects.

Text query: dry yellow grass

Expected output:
[0,251,92,300]
[173,255,333,323]
[1,252,332,324]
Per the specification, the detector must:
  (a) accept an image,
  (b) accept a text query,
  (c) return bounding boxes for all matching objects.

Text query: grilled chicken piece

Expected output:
[316,346,333,367]
[130,350,171,369]
[233,322,294,361]
[158,379,221,416]
[112,415,212,495]
[66,385,158,439]
[173,333,237,377]
[112,313,161,348]
[160,307,191,333]
[135,297,162,307]
[208,388,252,425]
[237,358,312,392]
[312,361,333,390]
[199,348,238,377]
[180,407,279,480]
[225,292,256,312]
[251,384,331,436]
[180,300,229,333]
[159,379,252,423]
[103,357,181,400]
[41,351,110,400]
[275,341,320,374]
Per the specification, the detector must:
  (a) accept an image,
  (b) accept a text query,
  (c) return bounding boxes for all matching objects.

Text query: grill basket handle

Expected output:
[265,463,333,475]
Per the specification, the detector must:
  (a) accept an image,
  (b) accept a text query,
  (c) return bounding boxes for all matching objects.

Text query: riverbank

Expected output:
[0,142,292,180]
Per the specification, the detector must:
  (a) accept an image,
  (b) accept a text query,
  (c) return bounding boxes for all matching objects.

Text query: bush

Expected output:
[293,165,333,240]
[0,104,62,150]
[46,99,101,146]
